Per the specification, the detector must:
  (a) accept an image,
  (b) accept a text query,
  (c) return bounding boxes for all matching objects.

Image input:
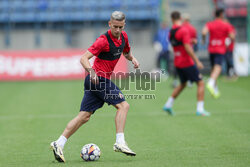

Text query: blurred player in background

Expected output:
[154,22,170,75]
[224,19,237,79]
[163,11,210,116]
[182,13,198,50]
[202,8,235,98]
[50,11,139,162]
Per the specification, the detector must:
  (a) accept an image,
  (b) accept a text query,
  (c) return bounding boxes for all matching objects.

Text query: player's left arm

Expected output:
[122,32,139,69]
[123,51,139,69]
[227,23,236,41]
[228,30,235,41]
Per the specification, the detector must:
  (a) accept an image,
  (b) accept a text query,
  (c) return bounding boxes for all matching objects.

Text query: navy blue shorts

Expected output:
[80,75,125,112]
[209,53,224,66]
[176,65,202,84]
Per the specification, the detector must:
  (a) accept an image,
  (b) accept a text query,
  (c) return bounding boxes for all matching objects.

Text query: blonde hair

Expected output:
[182,13,190,22]
[111,11,126,21]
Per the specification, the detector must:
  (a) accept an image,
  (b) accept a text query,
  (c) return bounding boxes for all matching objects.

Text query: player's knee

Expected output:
[123,102,130,111]
[181,83,187,88]
[197,80,204,87]
[116,101,130,111]
[81,115,90,124]
[78,112,91,123]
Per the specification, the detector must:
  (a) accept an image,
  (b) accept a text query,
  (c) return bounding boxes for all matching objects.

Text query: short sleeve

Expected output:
[122,31,131,53]
[88,35,107,56]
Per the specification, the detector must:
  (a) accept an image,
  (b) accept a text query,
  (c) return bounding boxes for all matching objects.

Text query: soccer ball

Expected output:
[80,143,101,161]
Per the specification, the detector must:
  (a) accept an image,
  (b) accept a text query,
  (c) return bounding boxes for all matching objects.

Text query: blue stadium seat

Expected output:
[47,10,63,22]
[37,12,49,22]
[70,11,84,21]
[98,10,111,21]
[96,0,112,9]
[0,0,160,23]
[150,0,160,7]
[111,0,122,8]
[9,10,36,22]
[48,0,61,10]
[0,0,10,12]
[0,12,9,22]
[9,12,23,22]
[36,0,48,11]
[126,8,159,20]
[82,10,97,21]
[61,0,74,10]
[10,0,24,11]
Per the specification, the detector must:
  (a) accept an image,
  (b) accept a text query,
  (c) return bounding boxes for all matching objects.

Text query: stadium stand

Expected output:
[0,0,160,23]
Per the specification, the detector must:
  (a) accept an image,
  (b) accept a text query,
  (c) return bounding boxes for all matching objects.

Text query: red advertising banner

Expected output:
[0,50,128,81]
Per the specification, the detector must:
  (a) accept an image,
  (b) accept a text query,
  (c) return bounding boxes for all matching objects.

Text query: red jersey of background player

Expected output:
[88,29,130,79]
[182,22,197,43]
[206,19,233,54]
[171,24,194,68]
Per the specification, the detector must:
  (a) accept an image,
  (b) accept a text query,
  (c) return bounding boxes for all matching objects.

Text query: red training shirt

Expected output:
[171,24,194,68]
[88,30,130,79]
[206,19,233,54]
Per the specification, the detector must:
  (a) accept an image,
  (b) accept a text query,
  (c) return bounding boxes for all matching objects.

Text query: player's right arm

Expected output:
[80,51,99,84]
[181,27,204,69]
[228,26,236,41]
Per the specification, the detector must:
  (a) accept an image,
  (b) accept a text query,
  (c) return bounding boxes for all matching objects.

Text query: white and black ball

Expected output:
[80,143,101,161]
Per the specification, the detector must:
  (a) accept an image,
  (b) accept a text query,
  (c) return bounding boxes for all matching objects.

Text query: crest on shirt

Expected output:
[119,92,124,99]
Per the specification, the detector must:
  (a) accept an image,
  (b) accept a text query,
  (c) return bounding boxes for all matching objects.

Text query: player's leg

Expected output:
[163,83,186,115]
[226,51,237,79]
[178,65,209,116]
[207,54,223,98]
[50,111,93,162]
[95,77,136,156]
[50,74,104,162]
[197,80,204,102]
[225,51,230,76]
[163,67,187,115]
[62,111,93,139]
[210,64,222,81]
[196,80,210,116]
[113,101,136,156]
[171,82,187,98]
[114,101,129,134]
[207,64,221,98]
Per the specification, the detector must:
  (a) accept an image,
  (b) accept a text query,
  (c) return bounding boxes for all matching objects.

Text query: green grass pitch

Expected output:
[0,77,250,167]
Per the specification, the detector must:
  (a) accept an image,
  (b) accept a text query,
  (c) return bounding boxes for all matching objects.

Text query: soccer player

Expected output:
[182,13,197,48]
[163,11,210,116]
[202,8,235,98]
[50,11,139,162]
[154,22,170,74]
